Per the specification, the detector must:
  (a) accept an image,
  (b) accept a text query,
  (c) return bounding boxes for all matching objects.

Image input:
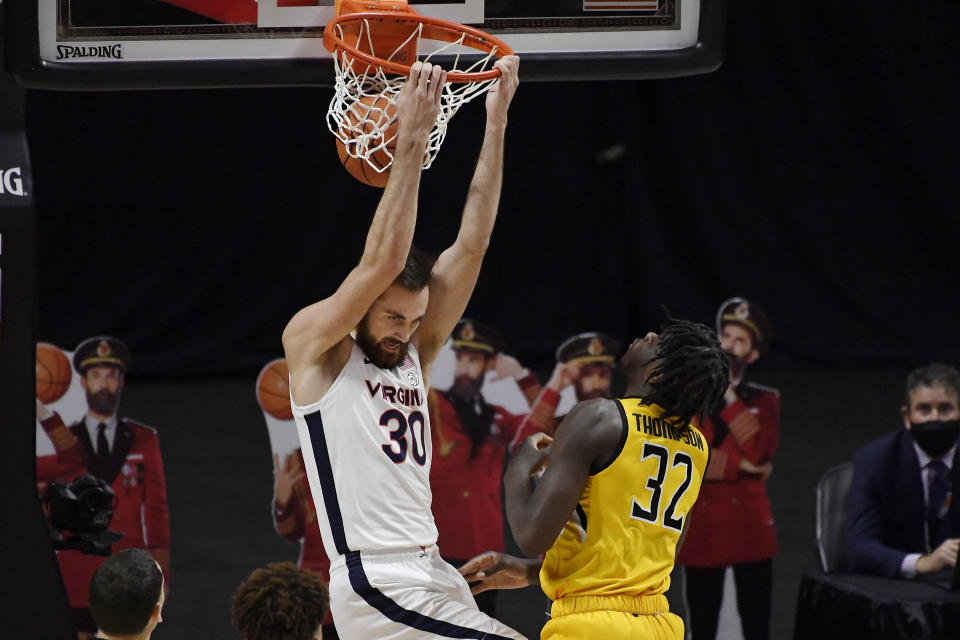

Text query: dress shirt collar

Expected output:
[84,414,119,454]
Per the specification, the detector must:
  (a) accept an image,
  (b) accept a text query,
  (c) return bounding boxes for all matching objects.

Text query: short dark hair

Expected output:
[89,549,163,635]
[393,247,436,291]
[232,562,330,640]
[642,318,730,427]
[903,363,960,406]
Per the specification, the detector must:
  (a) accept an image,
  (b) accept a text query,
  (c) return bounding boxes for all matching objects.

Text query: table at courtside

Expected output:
[794,570,960,640]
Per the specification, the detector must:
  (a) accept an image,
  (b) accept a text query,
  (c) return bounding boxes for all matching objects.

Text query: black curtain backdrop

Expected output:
[25,2,960,379]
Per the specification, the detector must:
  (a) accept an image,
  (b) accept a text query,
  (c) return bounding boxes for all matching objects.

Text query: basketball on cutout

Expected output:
[257,358,293,420]
[36,342,72,404]
[336,94,399,188]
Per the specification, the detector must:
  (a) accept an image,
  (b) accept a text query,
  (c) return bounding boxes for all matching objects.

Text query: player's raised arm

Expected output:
[505,398,623,557]
[282,62,446,398]
[413,56,520,370]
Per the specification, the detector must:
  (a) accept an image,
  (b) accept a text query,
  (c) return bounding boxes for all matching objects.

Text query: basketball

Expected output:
[336,94,399,188]
[36,342,72,404]
[257,358,293,420]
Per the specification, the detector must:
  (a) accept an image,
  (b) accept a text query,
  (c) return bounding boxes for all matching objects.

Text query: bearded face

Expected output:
[451,350,488,401]
[86,388,120,415]
[719,324,759,382]
[357,315,409,369]
[575,363,612,401]
[725,351,750,381]
[82,365,123,416]
[355,284,429,369]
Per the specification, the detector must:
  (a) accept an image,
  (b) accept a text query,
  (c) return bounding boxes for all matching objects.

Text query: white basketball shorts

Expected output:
[328,545,526,640]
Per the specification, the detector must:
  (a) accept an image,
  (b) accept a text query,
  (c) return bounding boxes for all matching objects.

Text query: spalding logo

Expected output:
[0,167,25,196]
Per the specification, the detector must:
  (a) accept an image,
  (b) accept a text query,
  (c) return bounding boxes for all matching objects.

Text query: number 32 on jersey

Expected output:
[630,442,693,532]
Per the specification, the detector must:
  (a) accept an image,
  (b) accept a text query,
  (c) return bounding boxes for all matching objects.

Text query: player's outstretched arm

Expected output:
[414,56,520,370]
[505,398,622,557]
[283,63,446,399]
[458,551,542,595]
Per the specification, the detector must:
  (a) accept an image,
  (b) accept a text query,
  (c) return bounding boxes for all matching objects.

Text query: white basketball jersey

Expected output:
[292,339,437,555]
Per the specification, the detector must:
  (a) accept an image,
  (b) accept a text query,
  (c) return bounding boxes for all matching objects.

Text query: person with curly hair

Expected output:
[231,562,330,640]
[460,318,730,640]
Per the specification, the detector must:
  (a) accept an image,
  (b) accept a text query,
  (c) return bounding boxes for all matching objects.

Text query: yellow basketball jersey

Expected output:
[540,398,709,601]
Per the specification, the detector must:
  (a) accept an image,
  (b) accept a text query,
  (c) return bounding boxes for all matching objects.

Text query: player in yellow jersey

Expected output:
[460,318,730,640]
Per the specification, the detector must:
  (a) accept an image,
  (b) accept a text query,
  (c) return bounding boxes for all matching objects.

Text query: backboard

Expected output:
[5,0,725,88]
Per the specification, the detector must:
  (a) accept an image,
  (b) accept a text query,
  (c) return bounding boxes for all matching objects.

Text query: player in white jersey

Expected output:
[282,58,523,640]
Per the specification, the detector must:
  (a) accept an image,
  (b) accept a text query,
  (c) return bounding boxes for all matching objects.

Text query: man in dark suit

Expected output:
[37,336,171,638]
[846,363,960,578]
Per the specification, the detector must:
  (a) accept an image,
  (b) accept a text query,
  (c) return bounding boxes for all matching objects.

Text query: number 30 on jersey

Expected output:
[379,409,427,465]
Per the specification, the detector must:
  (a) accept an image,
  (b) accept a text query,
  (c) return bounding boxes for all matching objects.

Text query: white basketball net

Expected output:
[327,18,502,178]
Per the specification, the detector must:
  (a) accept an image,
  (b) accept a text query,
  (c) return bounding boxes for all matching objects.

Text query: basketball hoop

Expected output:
[325,0,514,186]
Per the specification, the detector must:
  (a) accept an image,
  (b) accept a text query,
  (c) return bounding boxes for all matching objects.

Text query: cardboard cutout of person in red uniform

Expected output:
[36,336,170,639]
[428,319,543,618]
[508,331,619,449]
[678,298,779,640]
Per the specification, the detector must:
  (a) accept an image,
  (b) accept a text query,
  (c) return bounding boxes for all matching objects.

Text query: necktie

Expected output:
[96,423,110,478]
[927,461,951,549]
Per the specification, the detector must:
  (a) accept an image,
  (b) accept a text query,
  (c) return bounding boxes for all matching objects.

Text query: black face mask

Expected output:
[910,420,960,458]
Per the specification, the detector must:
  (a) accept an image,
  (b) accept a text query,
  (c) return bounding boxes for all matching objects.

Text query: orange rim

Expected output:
[324,12,514,83]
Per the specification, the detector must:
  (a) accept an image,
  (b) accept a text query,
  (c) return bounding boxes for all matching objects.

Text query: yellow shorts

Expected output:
[541,594,684,640]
